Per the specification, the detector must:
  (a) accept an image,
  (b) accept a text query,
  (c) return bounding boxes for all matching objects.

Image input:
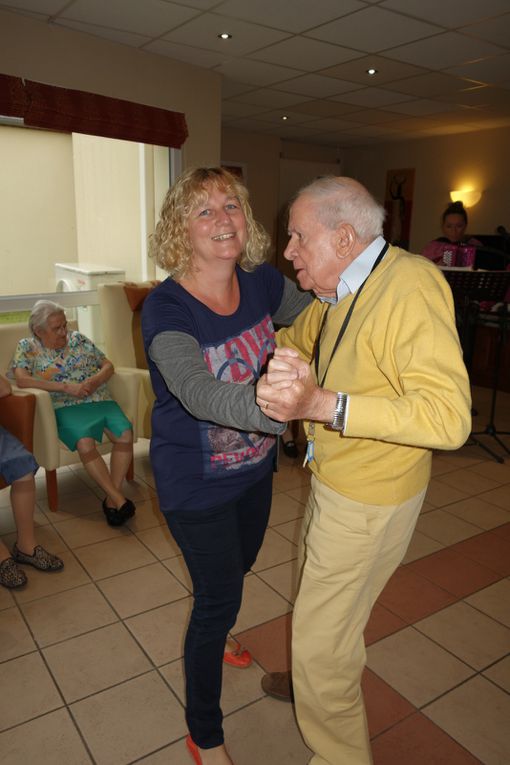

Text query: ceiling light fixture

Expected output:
[367,68,378,76]
[218,32,232,40]
[281,115,289,121]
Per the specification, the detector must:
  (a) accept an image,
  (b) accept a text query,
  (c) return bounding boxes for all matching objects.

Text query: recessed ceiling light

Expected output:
[281,115,289,121]
[218,32,232,40]
[367,68,378,76]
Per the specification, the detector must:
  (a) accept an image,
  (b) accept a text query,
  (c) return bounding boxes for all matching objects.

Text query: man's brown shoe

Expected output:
[261,670,294,702]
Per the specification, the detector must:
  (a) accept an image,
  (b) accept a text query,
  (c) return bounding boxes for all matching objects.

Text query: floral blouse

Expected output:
[11,331,112,409]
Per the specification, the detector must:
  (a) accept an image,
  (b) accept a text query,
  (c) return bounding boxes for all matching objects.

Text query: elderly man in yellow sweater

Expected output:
[256,176,471,765]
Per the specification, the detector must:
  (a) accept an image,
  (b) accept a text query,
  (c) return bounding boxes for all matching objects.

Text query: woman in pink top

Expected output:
[421,201,481,264]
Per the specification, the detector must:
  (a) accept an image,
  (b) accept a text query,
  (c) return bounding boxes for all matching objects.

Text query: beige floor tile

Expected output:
[71,671,187,765]
[401,530,444,563]
[272,465,311,493]
[430,455,459,476]
[123,496,164,532]
[35,470,91,500]
[0,605,36,661]
[252,527,298,572]
[367,627,474,706]
[21,583,118,647]
[224,697,312,764]
[419,499,436,514]
[161,655,266,715]
[468,458,510,483]
[123,479,157,503]
[0,582,15,611]
[466,578,510,627]
[134,740,189,764]
[269,492,305,525]
[0,708,92,765]
[0,652,62,732]
[443,496,510,530]
[416,508,484,545]
[97,561,189,618]
[13,549,90,604]
[437,468,502,495]
[38,490,104,520]
[483,654,510,692]
[285,484,311,505]
[415,601,510,670]
[125,597,191,665]
[257,559,300,604]
[52,511,130,548]
[271,517,302,546]
[74,535,157,580]
[477,484,510,511]
[424,675,510,765]
[425,478,470,507]
[2,522,68,556]
[233,574,291,633]
[162,554,192,592]
[43,622,152,703]
[135,524,181,560]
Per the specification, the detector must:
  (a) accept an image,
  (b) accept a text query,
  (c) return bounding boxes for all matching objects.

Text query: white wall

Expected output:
[0,9,221,168]
[343,127,510,253]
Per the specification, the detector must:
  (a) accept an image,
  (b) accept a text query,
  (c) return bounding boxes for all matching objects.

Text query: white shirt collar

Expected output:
[319,236,387,305]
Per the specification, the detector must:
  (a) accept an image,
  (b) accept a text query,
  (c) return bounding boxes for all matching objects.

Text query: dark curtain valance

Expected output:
[0,73,188,148]
[0,73,26,117]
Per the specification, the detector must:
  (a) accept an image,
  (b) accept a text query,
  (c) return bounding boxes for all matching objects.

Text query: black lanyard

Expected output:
[314,242,389,388]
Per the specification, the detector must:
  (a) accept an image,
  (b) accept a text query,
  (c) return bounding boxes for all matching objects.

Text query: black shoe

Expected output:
[102,498,135,526]
[282,439,299,459]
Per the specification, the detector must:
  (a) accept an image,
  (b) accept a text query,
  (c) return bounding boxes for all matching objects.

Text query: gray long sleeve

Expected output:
[149,331,286,435]
[272,276,312,326]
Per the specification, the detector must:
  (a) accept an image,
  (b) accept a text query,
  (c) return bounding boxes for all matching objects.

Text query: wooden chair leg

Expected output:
[46,469,58,512]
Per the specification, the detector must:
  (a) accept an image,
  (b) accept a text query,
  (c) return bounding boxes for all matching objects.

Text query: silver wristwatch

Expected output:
[328,392,347,432]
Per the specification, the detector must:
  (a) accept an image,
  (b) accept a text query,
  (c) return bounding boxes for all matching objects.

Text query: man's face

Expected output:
[284,195,342,298]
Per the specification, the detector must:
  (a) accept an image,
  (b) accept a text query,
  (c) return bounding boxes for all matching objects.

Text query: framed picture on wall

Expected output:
[221,161,247,182]
[383,168,415,249]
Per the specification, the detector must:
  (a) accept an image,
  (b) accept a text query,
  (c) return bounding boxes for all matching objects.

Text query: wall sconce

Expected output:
[449,189,482,208]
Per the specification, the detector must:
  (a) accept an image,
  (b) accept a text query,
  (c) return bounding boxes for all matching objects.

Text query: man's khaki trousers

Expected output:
[293,476,426,765]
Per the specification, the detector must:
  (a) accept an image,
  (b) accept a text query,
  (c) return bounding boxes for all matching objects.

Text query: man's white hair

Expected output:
[294,176,385,243]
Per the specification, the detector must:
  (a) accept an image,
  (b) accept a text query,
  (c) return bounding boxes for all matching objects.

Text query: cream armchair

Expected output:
[1,321,140,511]
[97,281,157,438]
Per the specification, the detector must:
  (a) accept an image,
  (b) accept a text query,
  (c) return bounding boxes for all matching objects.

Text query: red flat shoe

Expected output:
[186,735,202,765]
[223,646,252,668]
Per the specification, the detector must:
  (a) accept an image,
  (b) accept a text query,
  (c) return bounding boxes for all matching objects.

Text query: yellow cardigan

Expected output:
[277,246,472,505]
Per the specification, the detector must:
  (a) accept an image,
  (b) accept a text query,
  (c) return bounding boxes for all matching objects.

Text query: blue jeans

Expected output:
[163,469,273,749]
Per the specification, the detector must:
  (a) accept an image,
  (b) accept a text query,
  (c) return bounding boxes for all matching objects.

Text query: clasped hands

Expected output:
[256,348,323,422]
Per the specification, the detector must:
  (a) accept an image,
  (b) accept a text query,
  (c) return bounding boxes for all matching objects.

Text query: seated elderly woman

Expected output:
[10,300,135,526]
[0,374,63,588]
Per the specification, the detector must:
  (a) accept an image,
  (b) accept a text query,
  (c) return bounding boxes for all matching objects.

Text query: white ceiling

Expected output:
[4,0,510,147]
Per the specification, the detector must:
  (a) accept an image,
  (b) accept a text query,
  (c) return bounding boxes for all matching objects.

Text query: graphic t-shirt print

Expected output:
[201,315,275,475]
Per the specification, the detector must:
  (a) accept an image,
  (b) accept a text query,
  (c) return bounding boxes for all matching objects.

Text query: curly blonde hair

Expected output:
[150,167,271,279]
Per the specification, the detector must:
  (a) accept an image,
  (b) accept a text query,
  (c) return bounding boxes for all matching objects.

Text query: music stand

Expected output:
[442,268,510,463]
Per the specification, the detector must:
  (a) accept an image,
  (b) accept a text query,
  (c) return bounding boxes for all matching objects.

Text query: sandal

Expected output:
[12,544,64,572]
[0,557,28,588]
[102,498,135,527]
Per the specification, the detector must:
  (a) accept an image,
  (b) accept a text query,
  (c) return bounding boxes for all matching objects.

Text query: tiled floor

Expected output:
[1,386,509,765]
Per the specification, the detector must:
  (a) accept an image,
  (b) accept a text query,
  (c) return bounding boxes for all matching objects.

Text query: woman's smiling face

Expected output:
[187,184,247,269]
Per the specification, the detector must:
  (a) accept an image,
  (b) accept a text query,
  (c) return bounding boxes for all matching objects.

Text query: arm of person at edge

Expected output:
[147,277,309,435]
[13,356,114,399]
[257,287,472,452]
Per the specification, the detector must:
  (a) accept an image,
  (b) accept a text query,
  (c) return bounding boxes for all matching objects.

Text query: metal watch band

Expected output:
[330,391,347,432]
